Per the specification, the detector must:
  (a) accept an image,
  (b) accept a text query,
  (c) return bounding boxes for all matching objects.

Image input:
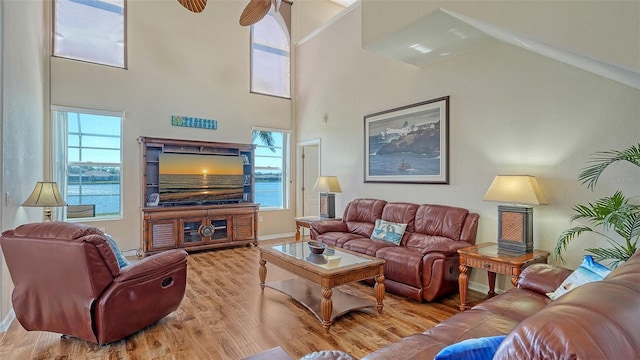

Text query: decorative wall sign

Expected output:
[171,115,218,130]
[364,96,449,184]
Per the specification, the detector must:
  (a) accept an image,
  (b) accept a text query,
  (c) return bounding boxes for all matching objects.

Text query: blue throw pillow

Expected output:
[434,335,507,360]
[371,219,407,245]
[104,233,129,268]
[546,255,611,300]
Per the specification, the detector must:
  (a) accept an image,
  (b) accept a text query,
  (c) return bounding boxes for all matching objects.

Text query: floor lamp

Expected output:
[313,176,342,219]
[483,175,547,253]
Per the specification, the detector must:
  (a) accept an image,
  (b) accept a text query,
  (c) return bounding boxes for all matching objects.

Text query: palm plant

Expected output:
[252,130,276,153]
[555,143,640,268]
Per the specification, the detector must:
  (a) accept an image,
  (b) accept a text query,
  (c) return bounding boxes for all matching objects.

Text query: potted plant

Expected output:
[554,143,640,268]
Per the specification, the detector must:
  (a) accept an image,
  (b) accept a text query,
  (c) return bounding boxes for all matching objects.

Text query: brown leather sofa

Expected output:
[361,250,640,359]
[0,222,188,345]
[310,198,479,302]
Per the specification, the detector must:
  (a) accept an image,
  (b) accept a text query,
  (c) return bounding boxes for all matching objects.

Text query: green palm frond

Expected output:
[585,246,632,268]
[558,143,639,266]
[252,130,276,153]
[579,144,640,191]
[554,225,593,263]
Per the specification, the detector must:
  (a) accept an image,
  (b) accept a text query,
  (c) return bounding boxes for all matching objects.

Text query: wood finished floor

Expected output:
[0,237,484,360]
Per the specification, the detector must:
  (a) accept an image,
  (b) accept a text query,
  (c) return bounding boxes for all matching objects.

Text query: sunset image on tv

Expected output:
[159,153,244,204]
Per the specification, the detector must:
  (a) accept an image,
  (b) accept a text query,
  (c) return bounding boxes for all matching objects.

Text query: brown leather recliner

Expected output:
[0,222,188,345]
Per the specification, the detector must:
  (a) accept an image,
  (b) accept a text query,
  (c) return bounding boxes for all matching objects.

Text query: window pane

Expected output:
[67,165,121,216]
[252,130,288,209]
[251,12,290,98]
[54,108,123,219]
[54,0,125,68]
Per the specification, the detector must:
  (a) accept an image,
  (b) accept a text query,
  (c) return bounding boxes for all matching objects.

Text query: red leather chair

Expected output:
[0,222,188,345]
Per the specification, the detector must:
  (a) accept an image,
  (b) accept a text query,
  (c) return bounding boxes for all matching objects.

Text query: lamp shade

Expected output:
[313,176,342,193]
[483,175,548,206]
[22,181,67,207]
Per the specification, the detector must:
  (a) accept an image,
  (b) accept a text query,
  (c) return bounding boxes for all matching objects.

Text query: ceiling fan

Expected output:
[239,0,282,26]
[176,0,281,26]
[177,0,207,13]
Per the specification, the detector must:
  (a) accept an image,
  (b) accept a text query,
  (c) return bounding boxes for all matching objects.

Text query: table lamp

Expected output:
[22,181,68,221]
[483,175,547,253]
[313,176,342,219]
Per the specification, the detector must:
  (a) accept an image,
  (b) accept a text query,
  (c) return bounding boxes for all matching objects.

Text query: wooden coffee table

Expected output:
[258,241,385,333]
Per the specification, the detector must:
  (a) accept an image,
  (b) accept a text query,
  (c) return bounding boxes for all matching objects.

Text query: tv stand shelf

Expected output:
[139,137,258,254]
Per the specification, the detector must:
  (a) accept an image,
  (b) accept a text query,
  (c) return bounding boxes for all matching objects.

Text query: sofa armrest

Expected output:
[115,249,188,283]
[517,263,572,295]
[311,220,348,235]
[419,240,473,256]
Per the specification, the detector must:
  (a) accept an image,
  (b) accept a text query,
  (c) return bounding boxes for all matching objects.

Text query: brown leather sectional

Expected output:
[310,198,479,302]
[361,250,640,359]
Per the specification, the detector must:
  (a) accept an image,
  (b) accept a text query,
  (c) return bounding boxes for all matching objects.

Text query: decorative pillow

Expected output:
[104,233,129,268]
[371,219,407,245]
[546,255,610,300]
[434,335,507,360]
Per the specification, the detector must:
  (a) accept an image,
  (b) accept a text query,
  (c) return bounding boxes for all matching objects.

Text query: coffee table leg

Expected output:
[259,259,267,292]
[458,264,470,311]
[295,222,301,241]
[374,274,385,314]
[321,287,333,333]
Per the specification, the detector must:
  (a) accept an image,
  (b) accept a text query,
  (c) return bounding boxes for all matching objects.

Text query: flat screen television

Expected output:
[159,153,245,206]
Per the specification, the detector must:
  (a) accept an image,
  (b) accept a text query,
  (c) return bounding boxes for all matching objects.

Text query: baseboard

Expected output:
[0,308,15,333]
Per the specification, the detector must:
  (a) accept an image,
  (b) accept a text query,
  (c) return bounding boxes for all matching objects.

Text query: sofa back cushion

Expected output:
[410,204,469,243]
[343,198,387,238]
[380,202,419,244]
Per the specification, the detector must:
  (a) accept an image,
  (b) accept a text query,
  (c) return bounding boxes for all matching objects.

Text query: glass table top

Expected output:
[266,241,373,270]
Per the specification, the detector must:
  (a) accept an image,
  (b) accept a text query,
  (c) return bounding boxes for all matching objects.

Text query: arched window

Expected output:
[250,10,290,98]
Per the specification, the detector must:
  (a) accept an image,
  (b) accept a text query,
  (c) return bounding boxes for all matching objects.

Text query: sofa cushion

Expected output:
[342,238,395,257]
[371,219,407,245]
[434,335,506,360]
[380,202,419,239]
[546,255,610,300]
[316,232,364,248]
[412,204,469,242]
[343,199,387,238]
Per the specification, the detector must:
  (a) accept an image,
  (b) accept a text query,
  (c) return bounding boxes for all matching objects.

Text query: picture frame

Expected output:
[146,193,160,207]
[364,96,449,184]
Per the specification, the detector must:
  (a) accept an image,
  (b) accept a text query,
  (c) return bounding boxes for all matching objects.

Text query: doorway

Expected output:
[296,139,320,217]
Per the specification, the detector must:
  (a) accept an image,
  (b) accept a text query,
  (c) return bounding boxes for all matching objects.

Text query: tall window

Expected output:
[53,107,123,220]
[252,129,290,209]
[53,0,126,68]
[250,10,290,98]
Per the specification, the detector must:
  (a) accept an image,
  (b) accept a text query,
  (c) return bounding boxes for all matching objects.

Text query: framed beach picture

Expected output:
[364,96,449,184]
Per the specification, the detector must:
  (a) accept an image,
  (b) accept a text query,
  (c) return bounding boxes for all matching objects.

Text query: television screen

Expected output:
[159,153,244,205]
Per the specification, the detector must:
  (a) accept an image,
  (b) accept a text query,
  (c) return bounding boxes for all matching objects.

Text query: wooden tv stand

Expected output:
[142,203,259,255]
[138,137,258,255]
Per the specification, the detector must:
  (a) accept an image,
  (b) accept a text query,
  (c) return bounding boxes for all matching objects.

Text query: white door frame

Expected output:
[296,138,321,217]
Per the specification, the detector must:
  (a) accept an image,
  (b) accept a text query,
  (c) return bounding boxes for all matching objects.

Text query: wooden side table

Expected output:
[457,242,550,311]
[294,216,341,241]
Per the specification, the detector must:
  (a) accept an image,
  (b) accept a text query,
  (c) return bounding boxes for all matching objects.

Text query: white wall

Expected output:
[296,4,640,291]
[51,0,298,247]
[1,0,47,324]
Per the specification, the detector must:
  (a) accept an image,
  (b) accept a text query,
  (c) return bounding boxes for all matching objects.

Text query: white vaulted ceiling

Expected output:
[363,8,640,90]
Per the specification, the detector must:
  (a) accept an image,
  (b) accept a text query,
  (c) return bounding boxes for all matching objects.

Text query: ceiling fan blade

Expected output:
[177,0,207,13]
[239,0,271,26]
